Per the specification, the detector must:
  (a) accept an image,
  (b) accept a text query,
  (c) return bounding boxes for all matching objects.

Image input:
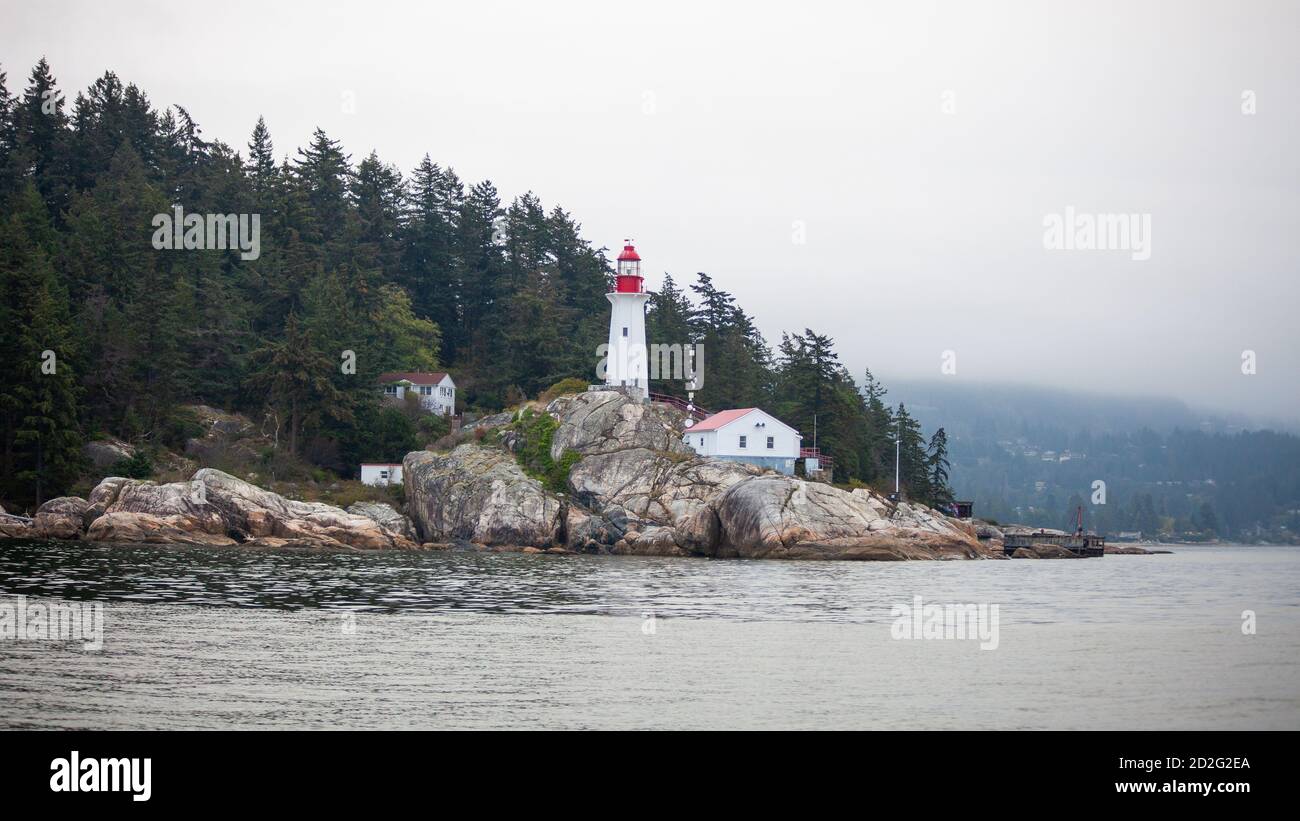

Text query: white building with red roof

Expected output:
[378,371,456,416]
[683,407,802,475]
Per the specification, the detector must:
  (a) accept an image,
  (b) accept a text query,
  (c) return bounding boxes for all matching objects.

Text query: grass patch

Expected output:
[510,408,581,494]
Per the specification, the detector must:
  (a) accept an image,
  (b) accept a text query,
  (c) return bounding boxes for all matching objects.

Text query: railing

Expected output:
[799,447,834,471]
[649,392,710,422]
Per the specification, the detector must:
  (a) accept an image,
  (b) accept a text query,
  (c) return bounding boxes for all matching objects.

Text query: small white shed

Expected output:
[360,463,403,486]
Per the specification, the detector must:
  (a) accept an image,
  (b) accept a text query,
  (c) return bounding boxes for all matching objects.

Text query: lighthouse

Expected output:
[605,240,650,401]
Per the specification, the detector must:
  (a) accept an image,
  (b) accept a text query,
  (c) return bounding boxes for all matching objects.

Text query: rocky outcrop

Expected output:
[1010,542,1083,559]
[548,390,690,459]
[189,469,418,549]
[554,390,980,561]
[404,446,563,547]
[102,478,230,538]
[74,469,419,549]
[0,508,33,538]
[181,404,266,468]
[569,450,759,535]
[550,389,759,554]
[346,502,414,540]
[704,476,979,560]
[31,497,93,540]
[973,521,1004,540]
[461,410,515,433]
[1104,544,1173,555]
[82,439,135,470]
[86,511,238,546]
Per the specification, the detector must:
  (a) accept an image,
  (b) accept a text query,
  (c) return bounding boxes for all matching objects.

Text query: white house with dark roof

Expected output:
[378,371,456,416]
[683,407,801,475]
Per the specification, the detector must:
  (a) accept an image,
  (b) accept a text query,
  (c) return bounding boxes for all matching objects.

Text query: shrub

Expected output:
[111,450,154,480]
[510,408,581,493]
[158,409,206,451]
[539,377,589,404]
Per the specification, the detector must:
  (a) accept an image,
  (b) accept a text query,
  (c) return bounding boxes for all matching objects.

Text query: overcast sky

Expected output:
[5,0,1298,421]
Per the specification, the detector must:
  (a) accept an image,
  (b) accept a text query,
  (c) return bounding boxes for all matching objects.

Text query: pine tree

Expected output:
[861,368,894,482]
[245,313,350,456]
[352,150,405,274]
[245,116,277,196]
[292,127,353,267]
[0,183,82,508]
[894,404,931,501]
[926,427,954,509]
[0,65,20,199]
[402,154,462,340]
[13,59,73,221]
[646,273,694,393]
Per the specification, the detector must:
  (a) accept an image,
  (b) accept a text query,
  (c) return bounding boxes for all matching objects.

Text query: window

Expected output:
[384,385,398,395]
[739,435,747,449]
[767,436,774,449]
[420,386,433,396]
[379,470,389,479]
[699,437,704,446]
[622,327,628,337]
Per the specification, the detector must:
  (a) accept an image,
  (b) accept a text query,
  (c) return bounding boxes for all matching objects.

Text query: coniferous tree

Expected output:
[13,58,73,221]
[894,404,931,501]
[926,427,953,509]
[245,313,350,457]
[0,66,16,197]
[0,184,82,508]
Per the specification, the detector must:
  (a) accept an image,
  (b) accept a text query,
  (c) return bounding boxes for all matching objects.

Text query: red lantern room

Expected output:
[615,240,643,293]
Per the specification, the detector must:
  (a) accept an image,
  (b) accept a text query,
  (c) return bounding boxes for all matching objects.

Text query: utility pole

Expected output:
[893,416,901,500]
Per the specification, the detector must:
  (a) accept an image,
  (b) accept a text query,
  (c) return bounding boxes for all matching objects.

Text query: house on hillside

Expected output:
[378,371,456,416]
[360,462,402,486]
[683,407,801,475]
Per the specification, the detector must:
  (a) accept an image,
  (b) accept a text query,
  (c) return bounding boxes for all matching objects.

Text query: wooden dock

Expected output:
[1003,532,1106,558]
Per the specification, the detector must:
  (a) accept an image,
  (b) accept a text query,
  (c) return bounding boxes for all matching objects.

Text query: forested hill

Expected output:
[891,380,1300,543]
[0,60,953,509]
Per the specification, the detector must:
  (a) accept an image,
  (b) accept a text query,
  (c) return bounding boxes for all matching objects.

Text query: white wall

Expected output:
[683,409,800,458]
[685,429,718,456]
[382,377,456,416]
[360,464,402,486]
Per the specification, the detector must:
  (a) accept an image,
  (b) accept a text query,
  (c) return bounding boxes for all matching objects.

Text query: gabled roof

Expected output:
[691,408,759,432]
[691,407,801,435]
[378,371,451,386]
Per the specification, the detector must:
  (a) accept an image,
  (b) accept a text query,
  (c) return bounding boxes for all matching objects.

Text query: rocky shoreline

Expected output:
[0,390,1165,562]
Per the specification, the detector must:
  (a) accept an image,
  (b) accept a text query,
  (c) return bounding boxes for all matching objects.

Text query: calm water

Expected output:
[0,540,1297,729]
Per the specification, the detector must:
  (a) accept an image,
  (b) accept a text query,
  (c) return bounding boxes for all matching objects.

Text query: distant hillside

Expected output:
[876,380,1300,543]
[885,380,1260,440]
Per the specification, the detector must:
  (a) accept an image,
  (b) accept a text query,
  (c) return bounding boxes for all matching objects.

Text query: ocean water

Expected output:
[0,541,1296,730]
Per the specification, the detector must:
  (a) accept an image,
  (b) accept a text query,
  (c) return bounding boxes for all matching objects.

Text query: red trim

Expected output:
[614,275,644,293]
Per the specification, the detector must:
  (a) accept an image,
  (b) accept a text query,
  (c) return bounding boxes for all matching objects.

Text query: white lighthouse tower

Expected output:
[605,240,650,401]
